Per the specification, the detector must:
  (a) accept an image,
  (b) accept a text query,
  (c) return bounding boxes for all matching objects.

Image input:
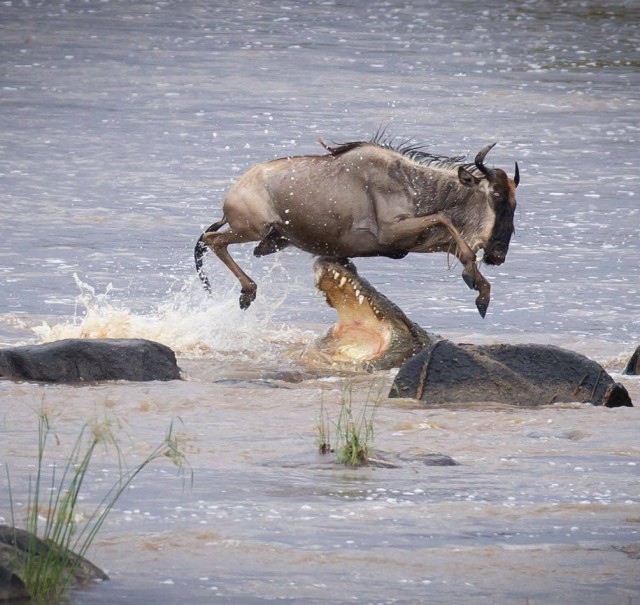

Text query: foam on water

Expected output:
[30,274,313,361]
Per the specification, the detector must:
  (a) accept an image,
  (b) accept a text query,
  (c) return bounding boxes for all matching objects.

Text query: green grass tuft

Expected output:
[5,411,190,603]
[318,380,381,467]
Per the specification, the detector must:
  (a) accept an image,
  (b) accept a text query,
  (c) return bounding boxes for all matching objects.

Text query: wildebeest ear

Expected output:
[458,166,479,188]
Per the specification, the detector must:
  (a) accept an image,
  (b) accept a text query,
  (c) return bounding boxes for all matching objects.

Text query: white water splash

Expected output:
[32,273,313,360]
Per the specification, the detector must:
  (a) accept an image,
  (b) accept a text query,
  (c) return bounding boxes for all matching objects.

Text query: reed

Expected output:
[5,411,190,603]
[318,380,381,467]
[316,397,332,455]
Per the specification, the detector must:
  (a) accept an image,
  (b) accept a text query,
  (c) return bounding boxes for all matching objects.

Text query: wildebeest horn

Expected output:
[475,143,497,182]
[514,162,520,187]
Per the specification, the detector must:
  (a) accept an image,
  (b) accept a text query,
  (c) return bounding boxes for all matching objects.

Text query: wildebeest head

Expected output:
[459,143,520,266]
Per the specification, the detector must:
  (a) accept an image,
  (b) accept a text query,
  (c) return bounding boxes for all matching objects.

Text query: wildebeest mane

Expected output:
[320,131,477,174]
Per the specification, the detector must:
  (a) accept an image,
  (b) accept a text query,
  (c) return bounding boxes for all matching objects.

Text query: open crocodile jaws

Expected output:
[309,257,435,370]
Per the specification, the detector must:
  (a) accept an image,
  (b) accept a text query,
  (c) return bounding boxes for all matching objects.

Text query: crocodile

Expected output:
[306,257,436,371]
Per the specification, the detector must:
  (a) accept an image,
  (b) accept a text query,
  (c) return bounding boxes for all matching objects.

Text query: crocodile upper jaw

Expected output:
[309,258,434,370]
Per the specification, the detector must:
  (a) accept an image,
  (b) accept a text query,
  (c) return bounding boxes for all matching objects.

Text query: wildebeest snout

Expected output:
[483,242,508,265]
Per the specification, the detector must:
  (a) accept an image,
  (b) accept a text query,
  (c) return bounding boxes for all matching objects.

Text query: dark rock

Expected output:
[265,369,315,383]
[212,378,290,389]
[612,543,640,560]
[0,564,29,602]
[397,448,459,466]
[623,345,640,375]
[0,339,181,383]
[390,340,632,408]
[0,525,108,600]
[526,429,590,441]
[418,454,459,466]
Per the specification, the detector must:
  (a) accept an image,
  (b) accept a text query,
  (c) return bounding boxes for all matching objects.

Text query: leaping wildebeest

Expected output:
[195,135,519,317]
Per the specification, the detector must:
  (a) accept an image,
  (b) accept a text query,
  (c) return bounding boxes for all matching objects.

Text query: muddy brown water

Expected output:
[1,1,639,603]
[2,353,639,605]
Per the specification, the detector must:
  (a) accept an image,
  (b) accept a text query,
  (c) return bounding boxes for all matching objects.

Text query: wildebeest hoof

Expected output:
[239,286,257,310]
[475,299,488,319]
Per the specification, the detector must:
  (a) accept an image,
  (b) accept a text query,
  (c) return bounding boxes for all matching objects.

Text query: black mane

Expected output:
[320,131,477,173]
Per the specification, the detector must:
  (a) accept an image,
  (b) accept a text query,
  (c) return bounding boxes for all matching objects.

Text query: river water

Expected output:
[1,1,639,603]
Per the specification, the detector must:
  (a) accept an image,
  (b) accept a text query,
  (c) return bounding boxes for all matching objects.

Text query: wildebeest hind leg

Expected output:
[203,230,259,309]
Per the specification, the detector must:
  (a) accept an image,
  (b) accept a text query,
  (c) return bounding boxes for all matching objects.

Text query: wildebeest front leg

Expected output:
[253,224,291,257]
[203,230,258,309]
[382,213,491,318]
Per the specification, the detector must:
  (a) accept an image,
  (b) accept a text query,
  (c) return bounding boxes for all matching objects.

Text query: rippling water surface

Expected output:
[1,1,639,603]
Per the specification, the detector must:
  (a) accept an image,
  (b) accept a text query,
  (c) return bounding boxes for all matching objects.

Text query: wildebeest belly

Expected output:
[280,219,382,257]
[270,194,384,257]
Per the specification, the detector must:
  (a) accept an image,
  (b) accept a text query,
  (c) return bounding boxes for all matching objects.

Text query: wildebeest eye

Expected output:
[492,191,501,198]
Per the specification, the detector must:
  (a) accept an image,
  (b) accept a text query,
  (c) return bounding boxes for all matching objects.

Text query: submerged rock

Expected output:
[0,564,28,602]
[390,340,632,408]
[0,525,108,600]
[613,543,640,560]
[397,449,459,466]
[0,338,181,383]
[623,345,640,375]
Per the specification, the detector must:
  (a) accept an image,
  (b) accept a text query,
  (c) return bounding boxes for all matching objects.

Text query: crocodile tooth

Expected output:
[333,271,340,280]
[358,294,364,305]
[355,289,361,298]
[339,276,347,288]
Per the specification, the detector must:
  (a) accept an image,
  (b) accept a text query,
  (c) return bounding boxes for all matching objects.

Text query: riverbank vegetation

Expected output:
[318,380,382,467]
[4,411,190,603]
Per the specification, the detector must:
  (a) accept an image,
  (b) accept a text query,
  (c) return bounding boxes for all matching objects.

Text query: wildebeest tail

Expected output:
[195,216,228,292]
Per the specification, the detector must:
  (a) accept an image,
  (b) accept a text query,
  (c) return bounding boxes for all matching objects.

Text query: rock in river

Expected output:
[623,345,640,375]
[0,525,108,600]
[390,340,632,407]
[0,338,181,383]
